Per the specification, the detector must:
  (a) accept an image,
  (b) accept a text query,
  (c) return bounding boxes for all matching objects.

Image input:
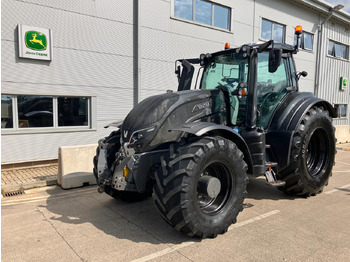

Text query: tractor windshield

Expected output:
[201,52,249,91]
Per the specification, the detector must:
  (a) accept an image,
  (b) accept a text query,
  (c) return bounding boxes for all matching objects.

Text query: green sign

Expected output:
[340,77,348,91]
[25,31,47,51]
[18,25,52,60]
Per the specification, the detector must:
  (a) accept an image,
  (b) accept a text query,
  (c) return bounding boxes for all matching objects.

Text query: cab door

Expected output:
[256,52,293,129]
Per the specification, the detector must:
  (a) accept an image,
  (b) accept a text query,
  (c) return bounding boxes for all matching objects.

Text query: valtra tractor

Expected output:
[93,26,336,238]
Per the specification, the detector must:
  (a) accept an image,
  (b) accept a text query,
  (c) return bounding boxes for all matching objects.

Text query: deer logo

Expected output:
[25,31,47,51]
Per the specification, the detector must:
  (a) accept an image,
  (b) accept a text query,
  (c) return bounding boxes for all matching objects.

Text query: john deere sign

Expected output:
[25,31,47,51]
[18,25,53,61]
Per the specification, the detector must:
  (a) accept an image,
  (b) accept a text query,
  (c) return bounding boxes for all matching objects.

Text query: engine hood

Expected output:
[121,92,179,141]
[121,89,225,151]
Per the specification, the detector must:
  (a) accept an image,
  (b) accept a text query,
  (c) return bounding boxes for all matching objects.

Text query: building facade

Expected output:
[1,0,350,164]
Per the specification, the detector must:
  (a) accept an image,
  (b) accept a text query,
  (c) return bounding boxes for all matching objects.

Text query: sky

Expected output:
[324,0,350,13]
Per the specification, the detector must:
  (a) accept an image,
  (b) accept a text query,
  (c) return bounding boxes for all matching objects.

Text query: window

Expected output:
[174,0,231,30]
[328,40,349,59]
[18,95,53,128]
[334,104,347,118]
[58,97,88,127]
[294,31,313,51]
[174,0,193,20]
[257,52,288,128]
[261,19,285,43]
[1,95,13,128]
[1,94,91,130]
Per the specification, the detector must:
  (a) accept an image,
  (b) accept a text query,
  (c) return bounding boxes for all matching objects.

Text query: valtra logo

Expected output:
[25,31,47,51]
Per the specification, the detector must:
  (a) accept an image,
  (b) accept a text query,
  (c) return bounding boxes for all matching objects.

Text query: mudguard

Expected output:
[267,92,336,171]
[171,122,254,174]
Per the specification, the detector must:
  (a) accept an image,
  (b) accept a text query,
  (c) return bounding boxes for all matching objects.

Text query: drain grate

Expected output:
[2,189,25,197]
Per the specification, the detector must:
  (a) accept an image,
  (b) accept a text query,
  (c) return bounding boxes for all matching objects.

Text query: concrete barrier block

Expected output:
[335,125,350,144]
[58,144,98,189]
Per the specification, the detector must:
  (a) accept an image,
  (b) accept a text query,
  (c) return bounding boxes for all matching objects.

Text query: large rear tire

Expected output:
[154,136,249,238]
[278,106,336,196]
[93,131,151,202]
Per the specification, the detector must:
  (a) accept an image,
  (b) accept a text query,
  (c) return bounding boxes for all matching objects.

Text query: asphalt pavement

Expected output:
[2,150,350,262]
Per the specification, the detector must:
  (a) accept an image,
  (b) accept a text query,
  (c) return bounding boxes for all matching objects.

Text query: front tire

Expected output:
[154,136,249,238]
[278,106,336,196]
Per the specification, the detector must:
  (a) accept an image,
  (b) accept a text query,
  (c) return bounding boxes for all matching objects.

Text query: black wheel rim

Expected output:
[197,161,232,215]
[306,128,329,177]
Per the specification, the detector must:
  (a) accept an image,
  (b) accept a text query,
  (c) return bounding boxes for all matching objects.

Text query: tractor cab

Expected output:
[177,40,299,131]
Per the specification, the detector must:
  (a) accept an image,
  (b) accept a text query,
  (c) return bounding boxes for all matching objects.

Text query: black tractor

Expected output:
[93,26,336,238]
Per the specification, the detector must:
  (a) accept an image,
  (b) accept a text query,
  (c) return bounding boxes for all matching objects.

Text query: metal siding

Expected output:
[1,0,134,163]
[139,0,235,101]
[318,21,350,126]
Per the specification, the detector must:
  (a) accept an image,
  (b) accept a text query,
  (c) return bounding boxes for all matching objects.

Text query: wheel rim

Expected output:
[197,161,232,215]
[306,128,329,177]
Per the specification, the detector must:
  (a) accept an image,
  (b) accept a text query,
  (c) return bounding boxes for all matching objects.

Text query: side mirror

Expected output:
[297,71,308,80]
[268,49,282,73]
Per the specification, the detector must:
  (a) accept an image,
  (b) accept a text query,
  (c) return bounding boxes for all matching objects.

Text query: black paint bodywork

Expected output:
[99,41,335,193]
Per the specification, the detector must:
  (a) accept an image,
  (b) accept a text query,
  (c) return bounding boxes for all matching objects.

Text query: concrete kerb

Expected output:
[1,179,57,195]
[336,143,350,151]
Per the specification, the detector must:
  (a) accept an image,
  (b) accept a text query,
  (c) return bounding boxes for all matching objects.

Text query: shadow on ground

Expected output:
[36,176,297,245]
[37,186,196,245]
[246,176,296,201]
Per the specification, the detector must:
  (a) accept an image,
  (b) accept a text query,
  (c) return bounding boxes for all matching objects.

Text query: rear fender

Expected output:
[269,92,336,131]
[171,122,254,174]
[267,92,336,171]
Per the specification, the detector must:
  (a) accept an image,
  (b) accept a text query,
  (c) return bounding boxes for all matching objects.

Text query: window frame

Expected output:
[1,94,15,129]
[172,0,232,31]
[1,94,96,134]
[327,39,349,60]
[260,18,286,43]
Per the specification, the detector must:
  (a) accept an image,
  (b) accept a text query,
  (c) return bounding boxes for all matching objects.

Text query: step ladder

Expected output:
[264,144,286,187]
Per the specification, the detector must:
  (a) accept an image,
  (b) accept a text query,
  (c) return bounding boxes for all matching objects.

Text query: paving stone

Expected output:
[1,165,58,193]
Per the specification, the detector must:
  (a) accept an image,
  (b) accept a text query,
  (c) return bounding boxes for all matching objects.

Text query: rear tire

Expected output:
[93,131,151,202]
[154,136,248,238]
[278,106,336,196]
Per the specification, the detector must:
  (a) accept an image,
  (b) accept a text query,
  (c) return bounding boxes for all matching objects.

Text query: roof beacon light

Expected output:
[224,42,230,49]
[295,25,303,36]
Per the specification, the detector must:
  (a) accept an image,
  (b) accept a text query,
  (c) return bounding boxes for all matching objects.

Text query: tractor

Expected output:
[93,26,336,238]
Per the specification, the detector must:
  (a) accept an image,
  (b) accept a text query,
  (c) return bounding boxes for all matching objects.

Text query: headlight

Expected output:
[129,126,155,145]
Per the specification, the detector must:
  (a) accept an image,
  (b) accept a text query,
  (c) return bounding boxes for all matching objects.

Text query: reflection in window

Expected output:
[261,19,285,42]
[334,104,347,118]
[174,0,193,21]
[328,40,335,56]
[328,40,349,59]
[273,24,284,43]
[294,31,313,50]
[304,32,313,50]
[214,5,229,30]
[1,95,13,128]
[58,97,88,126]
[261,19,272,39]
[195,0,211,25]
[174,0,230,30]
[17,95,53,128]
